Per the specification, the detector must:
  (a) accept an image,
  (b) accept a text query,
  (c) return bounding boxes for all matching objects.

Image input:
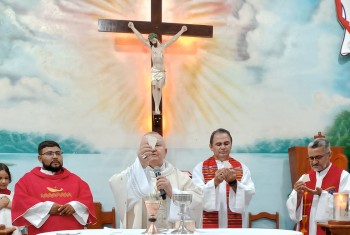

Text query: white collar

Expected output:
[40,168,56,175]
[317,163,332,176]
[147,161,167,173]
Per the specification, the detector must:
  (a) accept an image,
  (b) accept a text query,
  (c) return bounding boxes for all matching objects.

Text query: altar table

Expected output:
[38,228,302,235]
[318,222,350,235]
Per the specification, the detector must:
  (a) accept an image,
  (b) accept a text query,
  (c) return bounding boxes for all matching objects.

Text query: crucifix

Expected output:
[98,0,213,135]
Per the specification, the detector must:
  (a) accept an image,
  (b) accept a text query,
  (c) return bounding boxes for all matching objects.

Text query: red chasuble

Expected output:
[202,156,243,228]
[12,167,97,235]
[300,164,342,235]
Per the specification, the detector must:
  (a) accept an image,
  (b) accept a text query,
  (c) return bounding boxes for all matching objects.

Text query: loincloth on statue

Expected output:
[151,68,166,89]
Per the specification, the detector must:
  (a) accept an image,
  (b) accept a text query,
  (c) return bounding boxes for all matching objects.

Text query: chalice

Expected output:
[171,193,193,234]
[143,195,161,234]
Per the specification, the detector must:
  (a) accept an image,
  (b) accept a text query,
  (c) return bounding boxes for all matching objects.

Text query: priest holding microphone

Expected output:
[109,132,202,230]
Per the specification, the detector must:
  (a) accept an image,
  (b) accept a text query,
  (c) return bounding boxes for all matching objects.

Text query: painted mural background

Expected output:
[1,0,350,230]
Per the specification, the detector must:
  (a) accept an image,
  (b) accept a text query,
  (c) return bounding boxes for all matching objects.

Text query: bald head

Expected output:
[141,132,166,148]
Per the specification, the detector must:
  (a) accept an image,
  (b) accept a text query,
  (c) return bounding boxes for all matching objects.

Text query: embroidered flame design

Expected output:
[41,187,72,198]
[47,187,64,192]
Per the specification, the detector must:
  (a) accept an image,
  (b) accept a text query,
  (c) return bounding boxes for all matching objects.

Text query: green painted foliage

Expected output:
[326,110,350,168]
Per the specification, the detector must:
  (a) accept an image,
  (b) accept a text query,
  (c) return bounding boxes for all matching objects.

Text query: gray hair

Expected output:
[308,138,331,153]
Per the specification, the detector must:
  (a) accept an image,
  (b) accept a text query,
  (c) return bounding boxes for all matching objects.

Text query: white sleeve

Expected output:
[339,170,350,194]
[314,191,332,222]
[68,201,89,225]
[286,174,307,223]
[168,170,203,226]
[109,171,127,228]
[23,202,53,228]
[192,162,219,211]
[228,163,255,213]
[109,158,153,228]
[125,158,153,210]
[286,190,303,222]
[315,170,350,222]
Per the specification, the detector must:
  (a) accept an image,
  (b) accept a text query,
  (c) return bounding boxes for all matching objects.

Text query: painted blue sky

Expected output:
[0,0,349,150]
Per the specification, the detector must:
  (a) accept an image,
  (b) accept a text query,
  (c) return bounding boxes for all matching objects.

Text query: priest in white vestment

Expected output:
[192,128,255,228]
[286,138,350,235]
[109,132,203,229]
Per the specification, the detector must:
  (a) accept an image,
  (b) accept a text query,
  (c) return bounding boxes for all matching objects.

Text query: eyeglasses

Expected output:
[41,151,63,157]
[307,152,329,161]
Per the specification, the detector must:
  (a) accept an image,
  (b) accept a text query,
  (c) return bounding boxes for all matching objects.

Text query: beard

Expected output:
[42,161,63,172]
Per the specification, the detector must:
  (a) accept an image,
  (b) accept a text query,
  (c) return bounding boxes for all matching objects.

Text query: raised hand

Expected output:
[137,143,154,168]
[294,181,306,196]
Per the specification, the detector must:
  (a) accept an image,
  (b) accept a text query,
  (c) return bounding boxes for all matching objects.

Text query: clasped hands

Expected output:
[50,203,75,216]
[214,167,241,187]
[0,196,10,209]
[294,181,322,197]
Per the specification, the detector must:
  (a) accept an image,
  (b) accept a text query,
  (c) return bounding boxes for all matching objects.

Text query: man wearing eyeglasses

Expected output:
[286,138,350,235]
[11,140,97,235]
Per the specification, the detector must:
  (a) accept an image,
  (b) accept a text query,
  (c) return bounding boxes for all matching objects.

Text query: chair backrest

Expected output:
[248,211,279,229]
[87,202,117,229]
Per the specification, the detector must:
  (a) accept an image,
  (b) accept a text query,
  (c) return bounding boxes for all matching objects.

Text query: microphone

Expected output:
[153,167,166,200]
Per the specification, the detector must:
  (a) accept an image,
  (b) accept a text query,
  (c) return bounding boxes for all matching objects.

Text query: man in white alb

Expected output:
[192,128,255,228]
[109,132,202,229]
[286,138,350,235]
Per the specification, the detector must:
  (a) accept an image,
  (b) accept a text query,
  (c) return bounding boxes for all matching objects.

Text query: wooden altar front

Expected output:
[318,222,350,235]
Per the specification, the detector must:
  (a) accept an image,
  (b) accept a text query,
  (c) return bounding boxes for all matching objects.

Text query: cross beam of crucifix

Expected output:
[98,0,213,135]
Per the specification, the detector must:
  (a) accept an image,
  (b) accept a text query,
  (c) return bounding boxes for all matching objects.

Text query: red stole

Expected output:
[202,156,243,228]
[0,188,11,195]
[12,167,97,235]
[300,164,342,235]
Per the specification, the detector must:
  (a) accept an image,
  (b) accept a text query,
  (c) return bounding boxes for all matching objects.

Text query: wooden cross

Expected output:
[98,0,213,135]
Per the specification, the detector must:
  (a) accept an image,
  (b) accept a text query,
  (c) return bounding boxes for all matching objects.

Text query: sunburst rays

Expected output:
[54,0,251,135]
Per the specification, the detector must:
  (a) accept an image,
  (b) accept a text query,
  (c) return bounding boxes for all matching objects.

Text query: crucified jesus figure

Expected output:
[128,22,187,115]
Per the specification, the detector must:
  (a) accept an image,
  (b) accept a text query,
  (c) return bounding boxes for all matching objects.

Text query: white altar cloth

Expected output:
[38,228,302,235]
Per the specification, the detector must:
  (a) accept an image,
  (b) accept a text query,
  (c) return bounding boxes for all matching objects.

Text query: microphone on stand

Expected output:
[153,167,166,200]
